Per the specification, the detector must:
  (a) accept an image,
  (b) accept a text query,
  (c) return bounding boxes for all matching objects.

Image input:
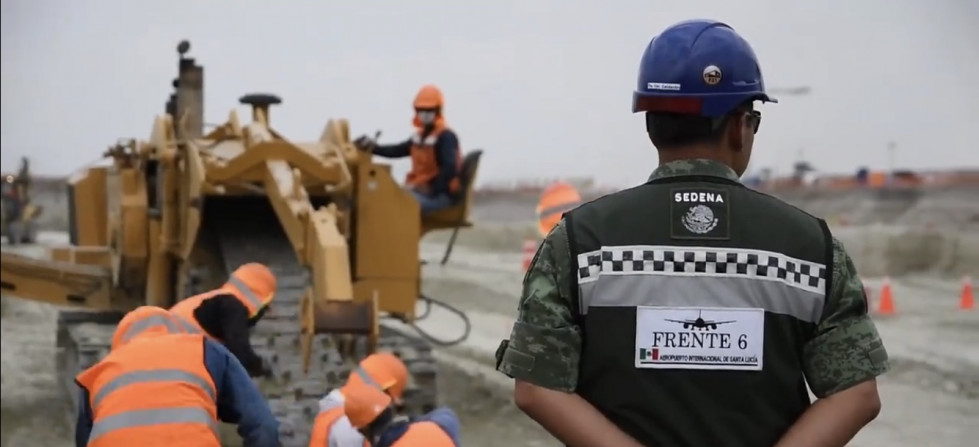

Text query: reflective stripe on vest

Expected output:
[173,315,204,334]
[227,275,264,310]
[410,133,439,146]
[575,245,827,323]
[91,369,217,408]
[118,314,184,345]
[89,407,217,443]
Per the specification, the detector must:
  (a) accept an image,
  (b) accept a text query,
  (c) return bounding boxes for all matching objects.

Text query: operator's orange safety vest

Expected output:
[406,126,462,194]
[308,407,369,447]
[170,272,273,339]
[391,421,456,447]
[75,334,220,447]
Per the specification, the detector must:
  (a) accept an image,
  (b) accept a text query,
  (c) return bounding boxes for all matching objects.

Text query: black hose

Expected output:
[415,296,433,320]
[382,294,471,347]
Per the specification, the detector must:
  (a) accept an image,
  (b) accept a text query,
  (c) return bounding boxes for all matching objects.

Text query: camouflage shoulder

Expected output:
[826,237,867,318]
[802,237,889,397]
[520,220,575,319]
[496,219,582,391]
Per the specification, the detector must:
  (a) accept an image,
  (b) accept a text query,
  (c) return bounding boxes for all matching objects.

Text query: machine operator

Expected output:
[354,84,464,214]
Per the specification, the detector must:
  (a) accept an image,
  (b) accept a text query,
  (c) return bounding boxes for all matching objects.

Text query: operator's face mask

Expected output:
[415,109,438,126]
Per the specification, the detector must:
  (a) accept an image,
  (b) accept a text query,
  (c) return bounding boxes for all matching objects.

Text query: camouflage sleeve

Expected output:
[496,220,582,392]
[802,237,890,398]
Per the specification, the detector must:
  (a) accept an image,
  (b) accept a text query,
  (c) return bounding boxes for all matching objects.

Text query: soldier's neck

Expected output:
[657,146,733,168]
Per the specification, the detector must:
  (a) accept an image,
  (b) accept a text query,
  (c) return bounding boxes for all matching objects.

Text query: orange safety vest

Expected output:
[170,289,225,339]
[170,274,270,338]
[406,127,463,194]
[390,421,456,447]
[110,306,191,350]
[75,334,220,447]
[308,407,369,447]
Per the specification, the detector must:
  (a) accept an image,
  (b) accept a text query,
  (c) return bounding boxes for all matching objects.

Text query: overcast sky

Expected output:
[2,0,977,187]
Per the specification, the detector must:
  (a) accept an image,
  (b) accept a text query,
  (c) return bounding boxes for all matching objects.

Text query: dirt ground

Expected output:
[2,216,978,447]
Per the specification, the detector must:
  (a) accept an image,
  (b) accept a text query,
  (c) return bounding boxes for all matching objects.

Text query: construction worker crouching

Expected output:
[75,306,280,447]
[170,262,276,378]
[354,84,464,214]
[344,382,459,447]
[309,352,416,446]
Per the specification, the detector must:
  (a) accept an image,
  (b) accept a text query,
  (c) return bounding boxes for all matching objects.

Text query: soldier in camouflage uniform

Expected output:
[495,19,889,447]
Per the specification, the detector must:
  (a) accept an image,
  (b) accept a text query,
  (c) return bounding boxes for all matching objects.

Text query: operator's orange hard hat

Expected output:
[536,181,582,237]
[413,85,444,109]
[343,382,393,429]
[346,352,409,404]
[224,262,277,317]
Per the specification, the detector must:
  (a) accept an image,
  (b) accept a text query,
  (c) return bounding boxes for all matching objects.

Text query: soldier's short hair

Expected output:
[645,102,754,150]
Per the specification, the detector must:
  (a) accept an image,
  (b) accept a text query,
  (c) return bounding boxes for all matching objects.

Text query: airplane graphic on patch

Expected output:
[665,309,735,331]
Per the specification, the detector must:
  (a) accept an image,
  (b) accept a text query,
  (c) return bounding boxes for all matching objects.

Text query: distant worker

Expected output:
[170,262,277,378]
[343,382,461,447]
[75,306,279,447]
[308,352,409,447]
[354,85,464,214]
[536,181,582,238]
[496,19,889,447]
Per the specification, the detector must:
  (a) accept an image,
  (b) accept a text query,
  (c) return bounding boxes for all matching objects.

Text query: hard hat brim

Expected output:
[633,92,777,117]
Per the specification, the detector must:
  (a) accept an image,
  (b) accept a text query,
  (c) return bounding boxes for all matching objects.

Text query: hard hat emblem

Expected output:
[702,65,723,86]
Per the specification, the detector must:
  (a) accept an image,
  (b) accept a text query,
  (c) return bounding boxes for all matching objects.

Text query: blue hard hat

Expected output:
[632,19,776,117]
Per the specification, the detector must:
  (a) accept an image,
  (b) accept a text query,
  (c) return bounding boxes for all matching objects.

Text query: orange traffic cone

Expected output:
[959,276,974,311]
[521,239,538,272]
[877,277,896,316]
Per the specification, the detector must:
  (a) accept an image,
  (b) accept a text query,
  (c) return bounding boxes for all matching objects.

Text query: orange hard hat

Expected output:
[535,181,582,237]
[346,352,409,403]
[224,263,277,316]
[343,382,393,429]
[111,306,186,350]
[413,85,444,109]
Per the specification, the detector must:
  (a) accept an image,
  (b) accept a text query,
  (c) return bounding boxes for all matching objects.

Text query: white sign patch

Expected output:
[647,82,681,91]
[635,307,764,371]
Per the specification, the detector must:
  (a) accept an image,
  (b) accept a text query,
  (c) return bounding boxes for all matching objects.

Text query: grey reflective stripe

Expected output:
[577,245,827,322]
[120,315,183,344]
[410,133,438,146]
[92,369,217,409]
[173,316,203,334]
[88,407,217,443]
[537,201,581,219]
[226,276,264,310]
[353,366,381,389]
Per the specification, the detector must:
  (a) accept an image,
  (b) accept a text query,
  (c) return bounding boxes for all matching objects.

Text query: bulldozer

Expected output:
[0,40,481,446]
[1,156,43,245]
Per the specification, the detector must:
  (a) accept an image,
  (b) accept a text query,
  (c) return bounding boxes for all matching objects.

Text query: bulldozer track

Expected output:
[212,206,439,444]
[56,202,439,447]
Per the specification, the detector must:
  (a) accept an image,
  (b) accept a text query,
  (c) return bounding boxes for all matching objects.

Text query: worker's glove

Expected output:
[353,134,376,151]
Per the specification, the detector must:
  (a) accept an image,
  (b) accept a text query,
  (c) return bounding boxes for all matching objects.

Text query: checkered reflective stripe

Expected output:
[577,245,827,294]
